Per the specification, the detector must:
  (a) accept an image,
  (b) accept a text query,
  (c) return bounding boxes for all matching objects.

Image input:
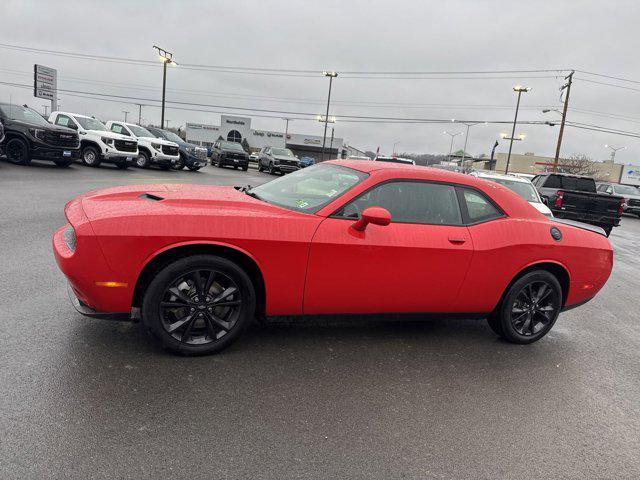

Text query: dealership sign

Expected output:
[33,64,57,100]
[620,165,640,186]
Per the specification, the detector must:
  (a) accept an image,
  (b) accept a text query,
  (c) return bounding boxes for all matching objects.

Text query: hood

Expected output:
[529,201,553,217]
[138,136,178,147]
[273,155,298,162]
[77,184,306,225]
[89,130,131,141]
[10,119,75,135]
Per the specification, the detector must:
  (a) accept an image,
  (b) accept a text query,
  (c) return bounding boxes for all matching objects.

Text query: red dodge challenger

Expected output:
[53,160,613,354]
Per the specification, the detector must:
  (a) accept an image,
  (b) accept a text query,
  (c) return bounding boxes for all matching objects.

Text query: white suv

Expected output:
[105,121,179,169]
[49,111,138,169]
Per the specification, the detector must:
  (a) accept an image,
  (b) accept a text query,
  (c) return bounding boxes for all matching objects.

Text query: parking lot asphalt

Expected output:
[1,159,639,479]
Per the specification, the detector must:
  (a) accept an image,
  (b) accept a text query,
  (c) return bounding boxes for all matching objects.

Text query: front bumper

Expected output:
[31,144,79,161]
[150,151,179,166]
[102,150,137,164]
[275,164,299,173]
[183,151,208,168]
[67,284,130,320]
[623,205,640,214]
[220,157,249,168]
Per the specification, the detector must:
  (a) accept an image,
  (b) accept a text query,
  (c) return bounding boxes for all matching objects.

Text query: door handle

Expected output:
[448,236,467,244]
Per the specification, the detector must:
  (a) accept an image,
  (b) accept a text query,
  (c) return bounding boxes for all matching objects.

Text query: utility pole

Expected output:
[282,118,292,147]
[136,104,143,125]
[122,110,130,122]
[505,86,530,174]
[321,71,338,162]
[329,127,335,155]
[553,70,574,171]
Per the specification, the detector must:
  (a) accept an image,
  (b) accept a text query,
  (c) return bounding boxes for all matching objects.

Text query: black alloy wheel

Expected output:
[490,270,562,344]
[142,255,255,355]
[6,138,30,165]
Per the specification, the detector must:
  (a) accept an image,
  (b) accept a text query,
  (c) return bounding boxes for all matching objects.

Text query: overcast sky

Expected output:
[1,0,639,164]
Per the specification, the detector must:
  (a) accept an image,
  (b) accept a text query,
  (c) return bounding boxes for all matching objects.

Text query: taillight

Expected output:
[554,191,564,208]
[618,198,625,216]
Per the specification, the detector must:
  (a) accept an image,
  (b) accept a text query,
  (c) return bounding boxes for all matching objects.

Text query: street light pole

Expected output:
[505,86,531,174]
[392,141,400,155]
[122,110,130,122]
[321,71,338,162]
[153,45,177,131]
[136,104,143,125]
[604,144,626,163]
[444,131,461,162]
[282,118,292,148]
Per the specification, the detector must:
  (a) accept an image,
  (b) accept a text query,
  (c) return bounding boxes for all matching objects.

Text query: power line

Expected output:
[575,69,640,85]
[575,77,640,92]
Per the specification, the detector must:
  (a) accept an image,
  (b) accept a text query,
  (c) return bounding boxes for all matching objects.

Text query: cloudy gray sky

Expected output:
[1,0,639,163]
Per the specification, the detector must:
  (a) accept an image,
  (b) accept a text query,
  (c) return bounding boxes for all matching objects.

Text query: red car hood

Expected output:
[76,184,303,223]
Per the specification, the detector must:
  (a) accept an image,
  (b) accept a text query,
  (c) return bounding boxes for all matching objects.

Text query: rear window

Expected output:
[560,176,596,192]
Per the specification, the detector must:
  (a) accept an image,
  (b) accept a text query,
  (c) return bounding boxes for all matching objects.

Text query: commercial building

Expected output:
[478,152,639,185]
[185,115,345,161]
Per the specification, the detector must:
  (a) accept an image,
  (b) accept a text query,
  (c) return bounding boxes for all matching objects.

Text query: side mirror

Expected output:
[352,206,391,231]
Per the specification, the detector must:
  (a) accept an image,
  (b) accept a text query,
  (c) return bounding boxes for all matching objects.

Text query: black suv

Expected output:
[0,103,79,167]
[210,140,249,170]
[146,126,208,171]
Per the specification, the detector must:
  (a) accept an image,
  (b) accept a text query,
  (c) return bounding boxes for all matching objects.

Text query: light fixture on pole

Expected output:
[153,45,177,131]
[604,144,626,163]
[320,71,338,162]
[505,85,531,174]
[444,130,462,161]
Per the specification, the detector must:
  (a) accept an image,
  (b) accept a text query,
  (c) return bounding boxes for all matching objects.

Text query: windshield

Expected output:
[488,177,540,202]
[128,124,154,138]
[271,148,294,157]
[0,105,50,127]
[615,185,639,195]
[76,116,107,131]
[249,163,367,213]
[161,131,183,143]
[220,141,245,151]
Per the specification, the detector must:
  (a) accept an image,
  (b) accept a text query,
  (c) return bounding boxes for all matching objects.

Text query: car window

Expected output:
[542,175,561,188]
[337,181,462,226]
[110,123,127,135]
[561,176,596,192]
[55,114,73,128]
[460,188,503,223]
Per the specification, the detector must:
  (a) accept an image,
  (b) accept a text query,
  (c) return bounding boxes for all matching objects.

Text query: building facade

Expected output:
[185,115,345,161]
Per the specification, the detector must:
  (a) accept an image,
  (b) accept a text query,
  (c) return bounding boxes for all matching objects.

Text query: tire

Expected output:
[603,226,612,237]
[116,162,129,170]
[54,160,73,167]
[216,159,223,168]
[491,270,562,344]
[172,154,185,170]
[141,254,256,355]
[187,166,201,172]
[258,163,264,172]
[242,166,248,171]
[5,138,30,165]
[136,150,151,168]
[268,162,276,175]
[81,146,101,167]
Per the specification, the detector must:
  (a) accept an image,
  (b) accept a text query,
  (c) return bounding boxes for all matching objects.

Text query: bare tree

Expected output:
[559,154,600,176]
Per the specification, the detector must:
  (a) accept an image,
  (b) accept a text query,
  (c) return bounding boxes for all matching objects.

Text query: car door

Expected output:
[303,180,474,314]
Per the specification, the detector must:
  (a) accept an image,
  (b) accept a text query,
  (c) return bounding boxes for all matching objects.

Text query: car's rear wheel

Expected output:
[490,270,562,344]
[81,146,101,167]
[141,255,255,355]
[5,138,30,165]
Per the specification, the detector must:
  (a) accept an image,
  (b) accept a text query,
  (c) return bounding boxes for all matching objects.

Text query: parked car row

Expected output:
[0,104,207,172]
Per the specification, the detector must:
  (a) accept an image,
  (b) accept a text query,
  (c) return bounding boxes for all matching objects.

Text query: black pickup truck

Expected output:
[533,172,624,236]
[0,103,79,167]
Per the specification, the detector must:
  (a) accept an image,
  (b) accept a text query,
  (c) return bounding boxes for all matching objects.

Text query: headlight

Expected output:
[152,143,162,151]
[186,146,196,154]
[101,137,114,146]
[29,128,46,141]
[64,225,76,252]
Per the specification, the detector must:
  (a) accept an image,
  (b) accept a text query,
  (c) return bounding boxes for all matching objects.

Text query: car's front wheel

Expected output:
[5,138,30,165]
[172,154,185,170]
[268,162,276,175]
[490,270,562,344]
[136,150,151,168]
[141,255,256,355]
[81,146,101,167]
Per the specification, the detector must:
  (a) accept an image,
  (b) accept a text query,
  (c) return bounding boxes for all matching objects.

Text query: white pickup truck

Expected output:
[49,111,138,168]
[105,121,179,169]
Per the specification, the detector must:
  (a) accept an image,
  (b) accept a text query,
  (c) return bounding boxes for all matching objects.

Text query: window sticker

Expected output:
[297,200,309,208]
